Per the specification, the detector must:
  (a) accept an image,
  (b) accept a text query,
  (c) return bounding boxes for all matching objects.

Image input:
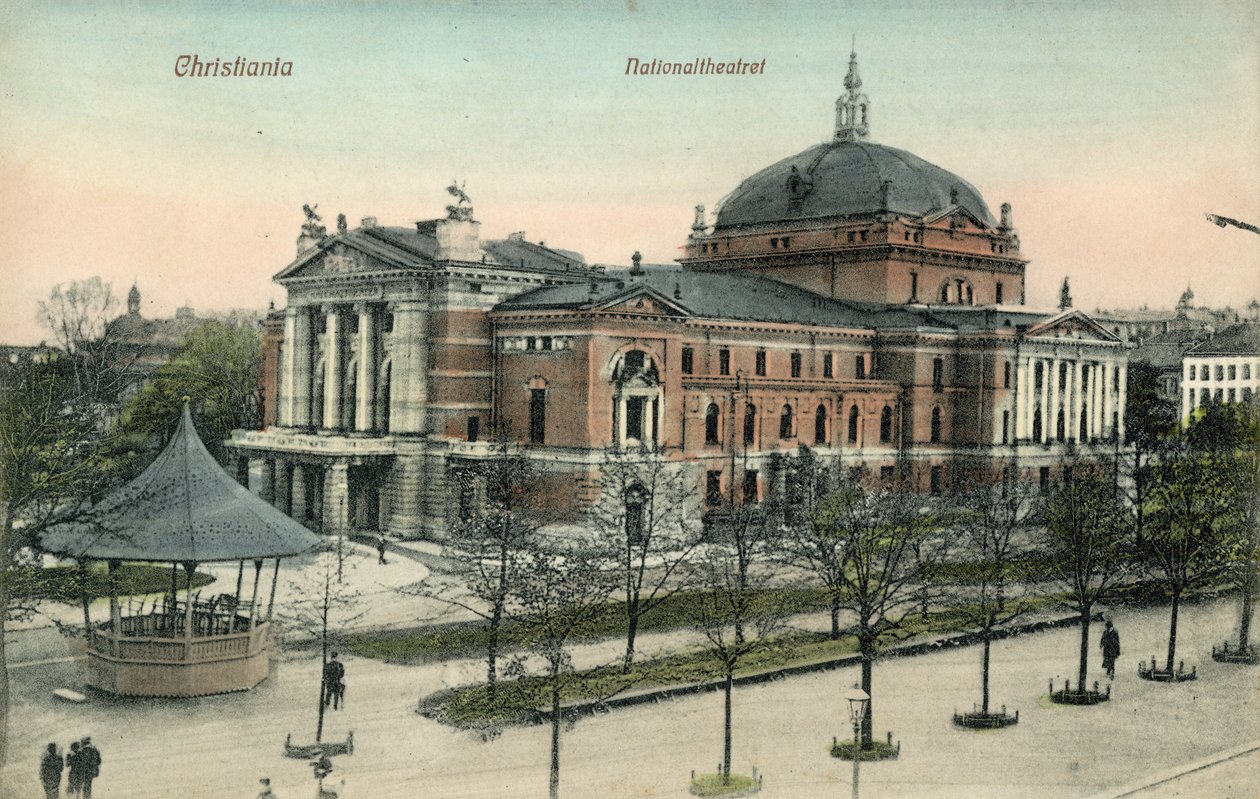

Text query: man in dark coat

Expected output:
[78,737,101,799]
[65,742,82,797]
[40,743,63,799]
[323,652,346,710]
[1101,620,1121,680]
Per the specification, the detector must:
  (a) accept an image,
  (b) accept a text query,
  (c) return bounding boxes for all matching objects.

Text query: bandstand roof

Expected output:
[41,404,320,563]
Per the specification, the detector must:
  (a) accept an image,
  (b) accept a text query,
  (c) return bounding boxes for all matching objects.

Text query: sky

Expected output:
[1,0,1258,345]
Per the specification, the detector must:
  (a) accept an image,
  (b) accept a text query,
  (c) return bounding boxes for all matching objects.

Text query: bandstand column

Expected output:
[267,558,281,621]
[323,306,343,430]
[355,303,377,432]
[249,559,263,631]
[107,560,122,644]
[183,562,197,641]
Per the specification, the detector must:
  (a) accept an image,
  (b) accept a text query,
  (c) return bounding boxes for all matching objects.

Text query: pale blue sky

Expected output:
[2,1,1257,344]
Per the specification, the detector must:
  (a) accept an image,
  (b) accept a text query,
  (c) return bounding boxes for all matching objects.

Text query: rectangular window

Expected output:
[1228,365,1237,380]
[910,272,919,302]
[681,347,694,375]
[823,353,833,378]
[929,465,942,496]
[1201,364,1210,380]
[743,470,759,503]
[706,471,723,506]
[719,348,731,376]
[528,389,546,444]
[626,396,646,441]
[1002,410,1009,444]
[755,350,767,376]
[1003,361,1011,388]
[1244,364,1252,380]
[855,355,867,380]
[540,336,552,351]
[932,357,944,392]
[526,337,537,351]
[790,352,802,378]
[467,416,480,443]
[1216,365,1225,381]
[1228,388,1237,403]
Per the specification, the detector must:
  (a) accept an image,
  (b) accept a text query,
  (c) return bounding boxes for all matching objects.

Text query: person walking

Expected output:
[323,652,346,710]
[78,737,101,799]
[376,537,388,565]
[40,743,63,799]
[1101,619,1121,680]
[65,741,82,798]
[257,777,278,799]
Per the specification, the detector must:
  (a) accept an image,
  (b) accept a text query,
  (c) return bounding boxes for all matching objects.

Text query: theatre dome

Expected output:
[712,48,996,231]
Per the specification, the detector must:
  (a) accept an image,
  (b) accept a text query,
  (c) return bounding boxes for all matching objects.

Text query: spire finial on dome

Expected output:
[834,42,870,142]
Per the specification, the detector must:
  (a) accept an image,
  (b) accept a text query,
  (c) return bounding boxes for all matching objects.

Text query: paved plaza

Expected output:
[5,556,1259,799]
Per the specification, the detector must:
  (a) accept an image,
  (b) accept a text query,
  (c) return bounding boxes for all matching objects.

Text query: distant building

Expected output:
[1131,328,1211,404]
[1095,286,1244,346]
[229,50,1129,541]
[1181,322,1260,419]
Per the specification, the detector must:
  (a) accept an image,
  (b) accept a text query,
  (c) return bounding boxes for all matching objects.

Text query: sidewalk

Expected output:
[5,595,1257,798]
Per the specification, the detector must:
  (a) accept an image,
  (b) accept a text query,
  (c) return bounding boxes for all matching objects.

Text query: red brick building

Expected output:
[231,51,1128,540]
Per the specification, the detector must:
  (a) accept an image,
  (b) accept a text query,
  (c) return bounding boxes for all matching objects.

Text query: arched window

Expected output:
[313,361,326,428]
[847,404,860,444]
[814,404,827,444]
[1056,409,1066,442]
[744,403,757,446]
[938,283,950,303]
[879,405,893,443]
[705,403,720,445]
[1032,406,1042,442]
[779,404,794,440]
[930,406,942,443]
[965,284,974,305]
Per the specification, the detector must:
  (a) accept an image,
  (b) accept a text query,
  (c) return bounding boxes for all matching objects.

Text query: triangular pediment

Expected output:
[1027,309,1123,343]
[593,285,691,317]
[275,236,428,281]
[923,204,990,231]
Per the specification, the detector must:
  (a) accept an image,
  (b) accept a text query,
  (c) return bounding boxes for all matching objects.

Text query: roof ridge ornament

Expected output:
[834,43,870,142]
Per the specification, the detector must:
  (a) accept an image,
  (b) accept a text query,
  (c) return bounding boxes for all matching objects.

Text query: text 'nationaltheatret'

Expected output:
[174,55,293,77]
[624,57,766,76]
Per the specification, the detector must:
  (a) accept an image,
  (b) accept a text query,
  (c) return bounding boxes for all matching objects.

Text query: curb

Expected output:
[1084,739,1260,799]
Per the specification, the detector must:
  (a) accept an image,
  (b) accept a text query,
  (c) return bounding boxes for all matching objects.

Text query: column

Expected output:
[291,464,308,524]
[1027,357,1039,443]
[1092,362,1103,439]
[1047,358,1058,443]
[386,456,424,537]
[1070,360,1083,441]
[288,307,314,428]
[281,308,297,425]
[273,460,291,514]
[324,461,351,535]
[1100,363,1113,438]
[1117,362,1128,441]
[392,301,428,434]
[323,306,343,430]
[355,303,377,432]
[1015,358,1030,440]
[259,459,275,504]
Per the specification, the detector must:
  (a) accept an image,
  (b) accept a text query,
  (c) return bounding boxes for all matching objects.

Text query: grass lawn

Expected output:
[12,563,215,603]
[689,772,760,796]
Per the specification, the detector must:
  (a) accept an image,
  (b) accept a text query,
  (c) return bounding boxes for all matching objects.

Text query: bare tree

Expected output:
[813,476,948,748]
[276,549,366,743]
[36,278,129,406]
[442,440,540,701]
[693,494,785,785]
[774,447,849,639]
[507,530,618,799]
[1042,471,1132,693]
[947,465,1043,718]
[589,445,706,672]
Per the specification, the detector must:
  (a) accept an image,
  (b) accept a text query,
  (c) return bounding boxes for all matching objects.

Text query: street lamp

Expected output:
[844,684,870,799]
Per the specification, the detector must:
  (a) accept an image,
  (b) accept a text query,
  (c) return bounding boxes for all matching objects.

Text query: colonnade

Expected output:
[278,300,427,434]
[1013,354,1125,445]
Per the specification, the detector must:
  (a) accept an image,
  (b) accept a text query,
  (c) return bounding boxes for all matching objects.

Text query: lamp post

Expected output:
[844,684,870,799]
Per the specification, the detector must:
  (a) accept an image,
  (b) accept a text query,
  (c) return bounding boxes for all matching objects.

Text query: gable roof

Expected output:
[1185,322,1260,357]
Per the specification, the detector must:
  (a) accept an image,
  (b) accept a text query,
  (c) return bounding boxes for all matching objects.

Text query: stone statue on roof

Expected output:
[301,204,326,238]
[336,213,347,235]
[446,181,475,222]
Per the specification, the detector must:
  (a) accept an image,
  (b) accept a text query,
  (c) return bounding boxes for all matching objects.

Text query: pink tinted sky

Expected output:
[1,1,1257,345]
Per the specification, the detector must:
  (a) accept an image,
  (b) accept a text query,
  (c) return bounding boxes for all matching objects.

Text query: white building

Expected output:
[1181,323,1260,419]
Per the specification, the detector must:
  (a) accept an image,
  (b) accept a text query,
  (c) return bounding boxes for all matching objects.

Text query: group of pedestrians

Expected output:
[38,737,102,799]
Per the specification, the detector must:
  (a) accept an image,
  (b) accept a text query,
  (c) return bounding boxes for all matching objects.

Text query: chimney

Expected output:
[361,216,377,228]
[435,217,482,262]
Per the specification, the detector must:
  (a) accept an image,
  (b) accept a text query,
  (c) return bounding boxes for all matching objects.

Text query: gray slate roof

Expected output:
[41,405,320,563]
[1185,322,1260,357]
[714,140,996,230]
[496,266,968,332]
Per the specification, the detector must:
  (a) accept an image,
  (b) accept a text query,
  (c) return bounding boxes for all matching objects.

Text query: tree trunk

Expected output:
[1238,561,1255,652]
[722,665,733,784]
[860,649,873,748]
[0,527,10,768]
[549,669,561,799]
[1165,590,1181,674]
[830,595,841,640]
[623,612,639,674]
[487,603,501,701]
[981,633,991,715]
[1077,610,1091,692]
[316,644,328,743]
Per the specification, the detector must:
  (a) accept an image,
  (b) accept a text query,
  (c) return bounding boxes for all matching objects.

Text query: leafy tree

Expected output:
[507,530,618,799]
[1149,438,1244,670]
[693,495,785,786]
[589,445,707,672]
[0,355,115,766]
[813,478,948,747]
[1042,472,1132,692]
[1121,360,1178,544]
[947,465,1042,716]
[110,321,261,466]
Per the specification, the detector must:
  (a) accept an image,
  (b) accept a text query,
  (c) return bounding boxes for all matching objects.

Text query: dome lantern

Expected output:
[834,43,870,142]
